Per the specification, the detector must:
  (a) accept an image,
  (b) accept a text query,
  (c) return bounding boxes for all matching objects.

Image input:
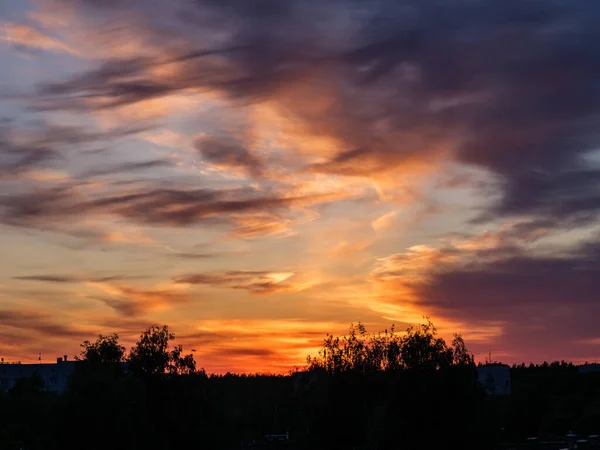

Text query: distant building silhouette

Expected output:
[0,356,76,393]
[477,364,511,395]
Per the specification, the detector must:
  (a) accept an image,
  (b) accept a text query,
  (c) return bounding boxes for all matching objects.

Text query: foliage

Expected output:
[307,319,475,373]
[452,333,475,366]
[127,325,196,378]
[4,321,600,449]
[78,333,126,365]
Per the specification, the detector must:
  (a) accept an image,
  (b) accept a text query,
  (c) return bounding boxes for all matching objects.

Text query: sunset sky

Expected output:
[1,0,600,373]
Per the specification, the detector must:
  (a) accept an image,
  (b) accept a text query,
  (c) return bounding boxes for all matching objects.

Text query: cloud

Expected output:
[174,270,310,295]
[0,310,88,339]
[0,135,60,180]
[0,182,335,238]
[27,0,600,226]
[168,252,218,259]
[100,228,157,246]
[13,274,75,283]
[210,347,278,358]
[195,136,265,178]
[33,56,186,110]
[13,274,145,283]
[11,275,184,319]
[371,210,399,232]
[228,213,295,239]
[0,122,150,180]
[86,281,190,316]
[420,243,600,363]
[79,159,172,178]
[370,223,600,362]
[0,23,80,55]
[327,239,372,257]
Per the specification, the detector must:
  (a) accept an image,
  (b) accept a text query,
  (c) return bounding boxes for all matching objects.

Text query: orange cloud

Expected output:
[102,229,156,246]
[371,210,399,232]
[85,281,190,316]
[327,239,373,257]
[228,214,295,239]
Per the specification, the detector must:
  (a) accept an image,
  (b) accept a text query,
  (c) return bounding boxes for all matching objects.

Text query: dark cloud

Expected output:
[0,122,150,179]
[0,131,60,178]
[0,183,325,229]
[89,275,148,282]
[80,188,290,226]
[13,275,76,283]
[0,146,58,175]
[0,310,88,339]
[80,159,172,178]
[178,331,225,345]
[13,274,145,283]
[195,136,265,178]
[91,296,143,317]
[411,236,600,361]
[420,254,599,318]
[215,347,278,357]
[30,0,600,225]
[174,270,270,285]
[36,57,171,110]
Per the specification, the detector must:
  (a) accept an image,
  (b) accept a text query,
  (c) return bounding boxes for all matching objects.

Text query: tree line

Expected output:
[2,321,600,449]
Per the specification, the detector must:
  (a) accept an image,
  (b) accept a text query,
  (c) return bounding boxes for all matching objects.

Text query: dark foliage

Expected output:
[1,322,600,449]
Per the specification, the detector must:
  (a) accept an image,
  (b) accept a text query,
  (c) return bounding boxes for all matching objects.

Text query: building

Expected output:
[0,356,77,393]
[477,363,511,395]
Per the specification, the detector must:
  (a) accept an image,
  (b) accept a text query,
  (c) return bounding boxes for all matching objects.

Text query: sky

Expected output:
[1,0,600,373]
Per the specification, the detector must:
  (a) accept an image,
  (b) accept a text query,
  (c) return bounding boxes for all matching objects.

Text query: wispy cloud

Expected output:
[28,0,600,225]
[14,274,145,283]
[12,274,185,318]
[174,270,312,295]
[86,281,190,316]
[0,183,336,233]
[0,309,89,339]
[371,210,399,232]
[1,22,80,55]
[78,159,172,178]
[195,136,265,179]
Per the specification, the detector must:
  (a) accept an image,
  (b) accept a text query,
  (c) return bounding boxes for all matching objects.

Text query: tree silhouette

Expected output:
[400,319,453,370]
[451,333,475,366]
[307,319,474,373]
[78,333,125,365]
[127,325,196,378]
